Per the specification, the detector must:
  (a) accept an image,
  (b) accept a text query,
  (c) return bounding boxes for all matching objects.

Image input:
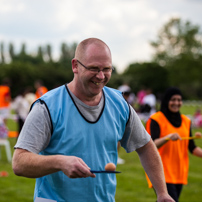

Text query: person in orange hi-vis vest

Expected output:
[0,78,11,122]
[34,80,48,99]
[145,87,202,202]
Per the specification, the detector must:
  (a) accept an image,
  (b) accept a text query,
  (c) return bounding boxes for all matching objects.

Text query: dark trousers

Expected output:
[17,116,24,139]
[166,183,183,202]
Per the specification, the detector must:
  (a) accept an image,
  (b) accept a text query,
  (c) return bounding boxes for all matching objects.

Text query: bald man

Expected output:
[13,38,174,202]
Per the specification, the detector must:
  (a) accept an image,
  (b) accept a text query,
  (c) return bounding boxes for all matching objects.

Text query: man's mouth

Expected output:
[92,81,102,86]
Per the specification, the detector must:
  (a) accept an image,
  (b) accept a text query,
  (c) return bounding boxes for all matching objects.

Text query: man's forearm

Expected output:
[136,139,167,196]
[12,148,96,179]
[12,148,62,178]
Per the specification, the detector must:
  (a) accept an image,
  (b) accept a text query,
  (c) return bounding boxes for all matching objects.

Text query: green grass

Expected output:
[181,105,202,115]
[1,105,202,201]
[0,138,35,202]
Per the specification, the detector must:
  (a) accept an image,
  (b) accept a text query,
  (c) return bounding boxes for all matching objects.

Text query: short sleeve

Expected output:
[14,102,52,154]
[120,105,151,153]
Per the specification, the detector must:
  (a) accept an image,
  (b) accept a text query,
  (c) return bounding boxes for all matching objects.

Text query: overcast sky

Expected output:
[0,0,202,73]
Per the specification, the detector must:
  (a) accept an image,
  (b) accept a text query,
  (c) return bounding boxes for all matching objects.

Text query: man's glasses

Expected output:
[77,60,114,73]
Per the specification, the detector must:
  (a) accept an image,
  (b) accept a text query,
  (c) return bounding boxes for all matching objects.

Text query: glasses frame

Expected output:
[77,59,114,73]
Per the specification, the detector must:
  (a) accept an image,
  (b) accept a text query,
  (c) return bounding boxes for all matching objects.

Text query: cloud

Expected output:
[0,0,202,72]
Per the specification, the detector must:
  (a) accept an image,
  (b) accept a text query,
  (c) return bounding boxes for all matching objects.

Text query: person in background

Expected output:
[24,86,36,108]
[12,38,174,202]
[145,87,202,202]
[141,87,156,115]
[0,78,11,124]
[34,80,48,99]
[11,88,30,135]
[0,115,8,139]
[118,83,136,106]
[193,108,202,128]
[136,86,146,111]
[138,87,156,123]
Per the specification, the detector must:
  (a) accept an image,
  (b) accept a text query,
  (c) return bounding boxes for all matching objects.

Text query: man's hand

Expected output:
[157,193,175,202]
[60,156,96,178]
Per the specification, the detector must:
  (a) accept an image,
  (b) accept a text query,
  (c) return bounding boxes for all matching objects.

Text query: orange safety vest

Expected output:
[35,86,48,99]
[0,85,11,108]
[145,111,191,187]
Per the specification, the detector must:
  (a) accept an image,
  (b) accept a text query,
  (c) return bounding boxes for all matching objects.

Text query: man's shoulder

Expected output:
[104,86,129,113]
[104,86,122,96]
[42,85,65,99]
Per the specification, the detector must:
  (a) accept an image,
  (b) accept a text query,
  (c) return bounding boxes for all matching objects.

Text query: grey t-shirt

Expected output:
[15,90,150,154]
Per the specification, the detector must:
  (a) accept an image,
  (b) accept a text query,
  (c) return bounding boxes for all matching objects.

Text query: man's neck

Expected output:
[67,83,103,106]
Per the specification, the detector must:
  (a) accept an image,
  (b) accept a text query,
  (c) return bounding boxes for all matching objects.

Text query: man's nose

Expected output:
[96,70,105,79]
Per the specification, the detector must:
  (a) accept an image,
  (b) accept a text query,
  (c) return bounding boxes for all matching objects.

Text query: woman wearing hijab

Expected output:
[145,87,202,202]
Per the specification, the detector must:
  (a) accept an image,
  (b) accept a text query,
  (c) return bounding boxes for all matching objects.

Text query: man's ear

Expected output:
[72,58,78,73]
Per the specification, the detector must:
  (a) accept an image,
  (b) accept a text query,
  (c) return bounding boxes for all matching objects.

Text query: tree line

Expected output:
[0,18,202,99]
[110,18,202,100]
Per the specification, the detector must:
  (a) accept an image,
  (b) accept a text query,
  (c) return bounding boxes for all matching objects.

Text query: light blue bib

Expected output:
[34,85,130,202]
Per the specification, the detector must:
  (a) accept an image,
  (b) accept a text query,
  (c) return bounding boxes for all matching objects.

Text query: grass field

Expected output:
[0,106,202,202]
